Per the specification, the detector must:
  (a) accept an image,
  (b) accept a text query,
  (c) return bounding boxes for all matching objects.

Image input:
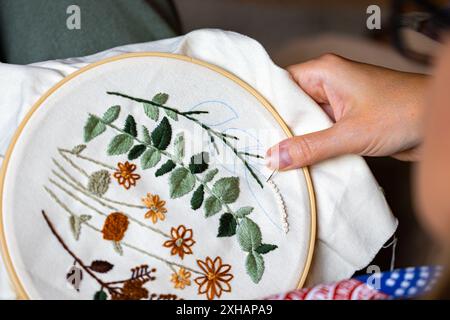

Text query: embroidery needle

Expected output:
[266,169,277,182]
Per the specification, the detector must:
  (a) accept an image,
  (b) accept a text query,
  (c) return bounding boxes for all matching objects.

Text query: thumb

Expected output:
[266,123,357,170]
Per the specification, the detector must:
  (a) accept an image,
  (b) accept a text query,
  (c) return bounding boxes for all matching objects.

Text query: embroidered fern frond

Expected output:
[130,265,156,282]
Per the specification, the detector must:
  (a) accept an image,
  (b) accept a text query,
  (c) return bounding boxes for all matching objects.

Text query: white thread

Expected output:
[382,235,398,271]
[267,179,289,234]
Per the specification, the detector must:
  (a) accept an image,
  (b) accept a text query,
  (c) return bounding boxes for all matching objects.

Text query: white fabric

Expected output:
[0,29,397,299]
[0,157,16,300]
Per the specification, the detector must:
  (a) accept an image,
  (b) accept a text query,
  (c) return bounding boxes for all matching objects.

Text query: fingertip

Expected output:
[265,145,275,169]
[265,140,294,170]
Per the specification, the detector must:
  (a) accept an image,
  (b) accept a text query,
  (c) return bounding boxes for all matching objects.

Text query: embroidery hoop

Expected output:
[0,52,317,299]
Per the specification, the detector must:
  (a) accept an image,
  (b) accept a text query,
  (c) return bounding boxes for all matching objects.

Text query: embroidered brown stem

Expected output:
[47,177,170,239]
[44,186,203,276]
[106,91,263,188]
[41,210,121,297]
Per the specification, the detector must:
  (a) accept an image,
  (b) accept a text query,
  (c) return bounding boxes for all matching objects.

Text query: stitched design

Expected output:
[113,161,141,189]
[101,212,129,255]
[267,179,289,234]
[106,91,264,188]
[195,256,234,300]
[87,170,111,196]
[171,267,192,290]
[163,225,196,259]
[102,212,129,241]
[81,95,278,284]
[142,193,167,223]
[42,211,162,300]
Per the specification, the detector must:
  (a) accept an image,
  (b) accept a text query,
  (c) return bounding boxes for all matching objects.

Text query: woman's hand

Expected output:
[266,54,428,170]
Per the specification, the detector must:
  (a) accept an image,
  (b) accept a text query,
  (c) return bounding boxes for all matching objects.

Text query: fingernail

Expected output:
[266,141,292,169]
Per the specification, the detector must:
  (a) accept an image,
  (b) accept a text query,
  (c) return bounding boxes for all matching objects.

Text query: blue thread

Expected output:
[189,100,238,127]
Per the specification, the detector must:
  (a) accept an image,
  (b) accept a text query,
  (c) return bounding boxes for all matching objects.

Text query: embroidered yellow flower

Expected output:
[113,161,141,190]
[102,212,129,242]
[171,268,192,289]
[163,225,196,259]
[194,256,233,300]
[142,193,167,224]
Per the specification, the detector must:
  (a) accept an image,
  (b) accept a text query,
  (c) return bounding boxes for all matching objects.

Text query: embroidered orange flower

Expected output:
[194,256,233,300]
[142,193,167,224]
[171,268,192,289]
[163,225,195,259]
[102,212,129,242]
[113,161,141,189]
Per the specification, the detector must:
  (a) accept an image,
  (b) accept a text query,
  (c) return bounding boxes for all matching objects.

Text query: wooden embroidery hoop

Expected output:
[0,52,317,299]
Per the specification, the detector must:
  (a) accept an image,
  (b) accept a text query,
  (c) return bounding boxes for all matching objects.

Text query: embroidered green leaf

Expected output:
[155,159,176,177]
[143,103,159,122]
[174,133,185,161]
[169,167,196,199]
[189,152,209,174]
[151,117,172,150]
[255,244,278,254]
[128,144,146,160]
[102,105,121,124]
[107,134,134,155]
[235,207,254,218]
[141,149,161,169]
[71,144,86,155]
[87,170,111,196]
[123,115,137,137]
[84,115,106,142]
[165,109,178,121]
[190,185,204,210]
[113,241,123,255]
[203,168,219,183]
[69,215,90,241]
[204,195,222,217]
[246,251,265,283]
[93,290,107,300]
[69,215,81,240]
[217,212,237,237]
[212,177,240,204]
[142,126,152,145]
[152,92,169,105]
[237,217,262,252]
[89,260,114,273]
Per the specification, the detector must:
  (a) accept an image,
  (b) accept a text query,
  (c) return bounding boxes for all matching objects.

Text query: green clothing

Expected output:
[0,0,179,64]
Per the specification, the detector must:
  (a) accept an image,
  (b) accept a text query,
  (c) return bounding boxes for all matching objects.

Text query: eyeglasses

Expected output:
[391,0,450,64]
